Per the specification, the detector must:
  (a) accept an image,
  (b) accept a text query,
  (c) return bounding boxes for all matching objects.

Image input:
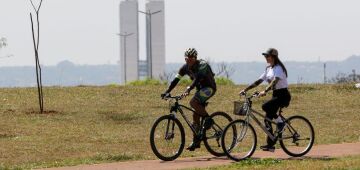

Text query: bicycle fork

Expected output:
[164,114,176,140]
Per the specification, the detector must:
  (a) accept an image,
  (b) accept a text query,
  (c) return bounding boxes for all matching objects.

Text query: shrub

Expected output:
[126,79,165,86]
[215,77,235,85]
[178,77,192,85]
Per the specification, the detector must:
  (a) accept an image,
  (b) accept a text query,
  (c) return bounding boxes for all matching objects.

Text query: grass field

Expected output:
[0,84,359,169]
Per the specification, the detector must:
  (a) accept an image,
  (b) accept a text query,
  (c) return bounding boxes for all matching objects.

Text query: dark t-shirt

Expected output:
[178,59,216,91]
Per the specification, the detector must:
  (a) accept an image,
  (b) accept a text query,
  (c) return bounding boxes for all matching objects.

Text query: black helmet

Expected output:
[184,48,197,58]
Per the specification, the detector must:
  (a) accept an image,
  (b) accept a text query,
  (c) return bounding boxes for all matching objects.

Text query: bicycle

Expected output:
[221,91,315,161]
[150,94,234,161]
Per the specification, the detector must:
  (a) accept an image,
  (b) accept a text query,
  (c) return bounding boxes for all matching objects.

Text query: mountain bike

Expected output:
[221,91,315,161]
[150,94,234,161]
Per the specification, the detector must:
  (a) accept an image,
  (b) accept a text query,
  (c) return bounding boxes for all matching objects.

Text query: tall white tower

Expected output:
[146,0,165,79]
[119,0,139,84]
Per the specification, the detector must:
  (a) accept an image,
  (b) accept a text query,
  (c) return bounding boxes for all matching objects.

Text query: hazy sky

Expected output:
[0,0,359,66]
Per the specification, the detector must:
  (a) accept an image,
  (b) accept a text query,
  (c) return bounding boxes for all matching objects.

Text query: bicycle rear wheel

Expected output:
[150,115,185,161]
[203,111,233,157]
[221,119,257,161]
[279,115,315,157]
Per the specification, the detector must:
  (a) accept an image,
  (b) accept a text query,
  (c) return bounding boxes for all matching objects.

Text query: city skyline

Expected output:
[145,0,165,79]
[0,0,359,67]
[119,0,139,83]
[119,0,165,84]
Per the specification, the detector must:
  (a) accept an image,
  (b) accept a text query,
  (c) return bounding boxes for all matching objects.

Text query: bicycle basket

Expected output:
[233,101,247,115]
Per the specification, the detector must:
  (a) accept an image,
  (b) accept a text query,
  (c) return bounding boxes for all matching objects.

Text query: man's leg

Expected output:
[185,97,207,150]
[191,87,215,125]
[187,88,214,151]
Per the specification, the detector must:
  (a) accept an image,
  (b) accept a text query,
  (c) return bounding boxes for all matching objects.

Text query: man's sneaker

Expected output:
[260,145,275,152]
[203,117,214,130]
[276,122,285,133]
[186,141,200,151]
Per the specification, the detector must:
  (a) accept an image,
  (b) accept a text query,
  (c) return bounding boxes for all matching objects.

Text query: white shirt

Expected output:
[259,64,288,90]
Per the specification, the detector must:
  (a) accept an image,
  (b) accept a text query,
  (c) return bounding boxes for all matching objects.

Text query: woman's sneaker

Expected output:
[260,145,275,152]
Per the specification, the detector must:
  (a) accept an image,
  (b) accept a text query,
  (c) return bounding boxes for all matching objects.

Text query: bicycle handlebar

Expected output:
[161,93,184,101]
[240,91,260,99]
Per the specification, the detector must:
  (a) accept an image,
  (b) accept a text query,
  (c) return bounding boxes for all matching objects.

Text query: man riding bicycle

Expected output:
[161,48,216,151]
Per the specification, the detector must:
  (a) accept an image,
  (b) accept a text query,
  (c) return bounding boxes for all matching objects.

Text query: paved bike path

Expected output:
[42,142,360,170]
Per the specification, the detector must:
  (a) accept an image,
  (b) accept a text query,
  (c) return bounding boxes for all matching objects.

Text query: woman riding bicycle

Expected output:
[239,48,291,152]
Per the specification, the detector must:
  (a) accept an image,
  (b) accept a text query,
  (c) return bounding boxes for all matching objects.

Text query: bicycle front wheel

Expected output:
[150,115,185,161]
[221,119,257,161]
[279,115,315,157]
[203,111,233,157]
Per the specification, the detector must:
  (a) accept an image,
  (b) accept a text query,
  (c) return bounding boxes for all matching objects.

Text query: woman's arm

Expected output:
[265,77,280,93]
[244,79,263,92]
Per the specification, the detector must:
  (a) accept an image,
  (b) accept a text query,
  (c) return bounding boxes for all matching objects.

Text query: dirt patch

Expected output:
[0,133,17,139]
[25,109,61,115]
[5,109,15,113]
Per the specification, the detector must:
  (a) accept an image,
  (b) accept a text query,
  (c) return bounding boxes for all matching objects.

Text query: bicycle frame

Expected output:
[240,93,293,142]
[168,98,203,136]
[245,109,279,141]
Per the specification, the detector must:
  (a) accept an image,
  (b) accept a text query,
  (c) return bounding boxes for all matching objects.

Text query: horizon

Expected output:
[0,54,358,67]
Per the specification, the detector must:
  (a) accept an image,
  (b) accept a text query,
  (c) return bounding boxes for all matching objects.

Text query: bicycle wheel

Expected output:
[221,119,257,161]
[150,115,185,161]
[203,111,234,157]
[279,115,315,157]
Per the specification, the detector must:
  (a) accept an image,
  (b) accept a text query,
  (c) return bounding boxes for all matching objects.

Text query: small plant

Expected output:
[215,77,235,85]
[126,78,165,86]
[107,83,120,87]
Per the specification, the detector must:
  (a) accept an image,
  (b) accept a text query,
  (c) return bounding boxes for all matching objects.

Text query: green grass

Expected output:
[189,155,360,170]
[0,84,359,169]
[126,78,165,85]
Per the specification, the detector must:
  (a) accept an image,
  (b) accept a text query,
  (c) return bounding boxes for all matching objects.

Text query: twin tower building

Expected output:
[119,0,165,84]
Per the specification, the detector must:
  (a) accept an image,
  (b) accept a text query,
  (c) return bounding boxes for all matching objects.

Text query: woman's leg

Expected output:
[262,97,281,147]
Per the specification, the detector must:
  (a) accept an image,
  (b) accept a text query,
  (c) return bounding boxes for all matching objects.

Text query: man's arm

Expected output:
[187,74,201,92]
[165,76,181,93]
[164,64,187,94]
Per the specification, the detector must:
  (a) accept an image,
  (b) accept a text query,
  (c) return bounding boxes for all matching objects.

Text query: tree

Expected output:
[205,58,236,79]
[215,62,235,79]
[158,71,176,84]
[330,71,360,83]
[29,0,44,113]
[0,37,7,49]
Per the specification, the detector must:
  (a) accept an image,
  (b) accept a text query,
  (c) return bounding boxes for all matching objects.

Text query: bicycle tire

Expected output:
[221,119,257,161]
[279,115,315,157]
[150,115,185,161]
[203,111,234,157]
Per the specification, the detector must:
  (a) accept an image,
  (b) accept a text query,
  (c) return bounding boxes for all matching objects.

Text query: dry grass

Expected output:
[0,84,359,169]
